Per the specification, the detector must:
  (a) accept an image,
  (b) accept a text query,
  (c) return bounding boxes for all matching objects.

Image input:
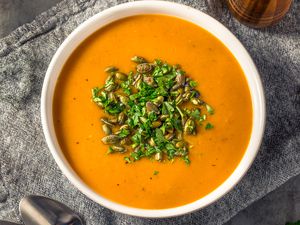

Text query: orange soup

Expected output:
[53,15,252,209]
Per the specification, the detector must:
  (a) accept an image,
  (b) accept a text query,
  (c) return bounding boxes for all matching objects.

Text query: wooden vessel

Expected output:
[227,0,293,28]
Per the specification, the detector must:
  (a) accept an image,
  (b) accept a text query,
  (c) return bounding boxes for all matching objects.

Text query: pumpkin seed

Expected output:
[131,56,147,64]
[184,118,196,135]
[135,79,142,89]
[120,138,131,146]
[171,83,180,91]
[155,152,162,161]
[149,137,156,147]
[184,86,191,92]
[160,114,169,121]
[175,94,183,105]
[104,66,118,73]
[197,99,204,105]
[108,92,116,102]
[166,128,174,134]
[111,145,126,153]
[95,102,104,108]
[175,141,185,148]
[102,124,112,135]
[151,121,162,128]
[101,135,120,144]
[134,146,141,153]
[115,72,127,81]
[118,112,126,125]
[136,63,153,74]
[153,96,164,106]
[140,117,147,123]
[120,124,130,130]
[171,74,185,91]
[108,117,118,124]
[191,98,199,105]
[146,102,159,114]
[105,73,115,83]
[177,131,183,140]
[119,95,129,105]
[105,83,117,92]
[143,76,156,86]
[101,118,115,126]
[165,133,175,141]
[132,74,141,86]
[182,92,191,101]
[177,88,184,94]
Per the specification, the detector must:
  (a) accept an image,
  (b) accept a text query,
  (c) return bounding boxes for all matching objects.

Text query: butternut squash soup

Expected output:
[53,15,252,209]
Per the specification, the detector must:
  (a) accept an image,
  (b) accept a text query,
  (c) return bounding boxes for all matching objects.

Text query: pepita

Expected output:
[119,95,129,105]
[136,63,153,74]
[101,118,115,126]
[149,137,156,147]
[120,138,132,146]
[165,133,175,141]
[115,72,127,81]
[143,76,156,86]
[184,118,196,135]
[118,112,126,125]
[155,152,162,161]
[111,145,126,153]
[101,135,120,145]
[104,66,118,73]
[131,56,147,64]
[146,102,160,114]
[102,124,112,135]
[151,121,162,128]
[153,96,164,106]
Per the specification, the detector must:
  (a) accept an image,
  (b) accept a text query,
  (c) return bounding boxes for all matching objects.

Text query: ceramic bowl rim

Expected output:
[41,1,266,218]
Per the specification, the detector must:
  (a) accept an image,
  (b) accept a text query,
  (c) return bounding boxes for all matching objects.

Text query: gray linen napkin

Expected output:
[0,0,299,224]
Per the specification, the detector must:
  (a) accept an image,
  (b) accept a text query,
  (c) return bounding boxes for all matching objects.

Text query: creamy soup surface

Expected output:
[53,15,252,209]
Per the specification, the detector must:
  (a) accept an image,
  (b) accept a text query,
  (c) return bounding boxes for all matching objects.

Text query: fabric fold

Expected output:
[0,0,299,224]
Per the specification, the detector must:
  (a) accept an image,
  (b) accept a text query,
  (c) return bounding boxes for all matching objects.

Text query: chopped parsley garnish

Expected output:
[205,123,214,130]
[92,57,214,164]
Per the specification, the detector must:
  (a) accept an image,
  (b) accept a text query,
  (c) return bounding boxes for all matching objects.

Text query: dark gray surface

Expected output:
[0,0,299,225]
[225,174,300,225]
[0,0,62,38]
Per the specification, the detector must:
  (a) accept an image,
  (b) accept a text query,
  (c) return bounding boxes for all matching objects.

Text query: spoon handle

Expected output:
[19,195,83,225]
[0,221,21,225]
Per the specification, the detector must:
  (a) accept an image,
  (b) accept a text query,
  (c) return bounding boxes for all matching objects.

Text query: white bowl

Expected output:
[41,1,265,218]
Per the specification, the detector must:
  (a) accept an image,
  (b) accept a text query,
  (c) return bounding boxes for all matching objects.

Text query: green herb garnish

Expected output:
[92,56,214,164]
[153,170,159,175]
[205,123,214,130]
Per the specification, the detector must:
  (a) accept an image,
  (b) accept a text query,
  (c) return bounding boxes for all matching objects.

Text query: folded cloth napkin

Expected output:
[0,0,299,224]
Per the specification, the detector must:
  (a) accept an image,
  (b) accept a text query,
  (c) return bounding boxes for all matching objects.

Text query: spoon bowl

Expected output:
[19,195,83,225]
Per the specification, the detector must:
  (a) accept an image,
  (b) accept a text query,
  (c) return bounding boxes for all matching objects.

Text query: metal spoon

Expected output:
[19,195,83,225]
[0,221,20,225]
